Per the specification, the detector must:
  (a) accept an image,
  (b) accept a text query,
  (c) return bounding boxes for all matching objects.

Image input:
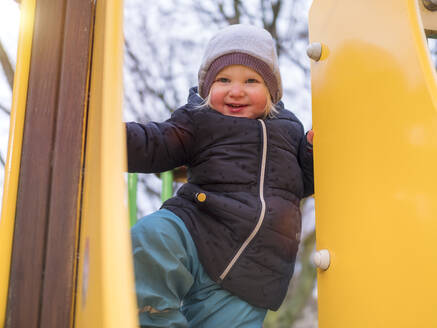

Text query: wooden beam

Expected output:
[39,0,94,326]
[5,0,94,326]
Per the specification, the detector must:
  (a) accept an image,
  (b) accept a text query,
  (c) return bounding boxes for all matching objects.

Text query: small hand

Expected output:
[306,130,314,145]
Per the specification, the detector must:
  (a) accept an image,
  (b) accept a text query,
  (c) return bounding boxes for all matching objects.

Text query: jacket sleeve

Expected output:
[125,108,195,173]
[298,132,314,197]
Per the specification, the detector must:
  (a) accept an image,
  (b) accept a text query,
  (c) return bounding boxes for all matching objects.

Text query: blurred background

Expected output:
[1,0,436,327]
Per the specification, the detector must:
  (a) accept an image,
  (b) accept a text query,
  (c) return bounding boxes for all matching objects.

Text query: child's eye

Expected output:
[216,77,230,83]
[246,78,259,83]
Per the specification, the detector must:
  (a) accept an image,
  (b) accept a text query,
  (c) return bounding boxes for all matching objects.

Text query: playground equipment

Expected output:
[309,0,437,327]
[0,0,136,327]
[1,0,436,327]
[128,169,185,225]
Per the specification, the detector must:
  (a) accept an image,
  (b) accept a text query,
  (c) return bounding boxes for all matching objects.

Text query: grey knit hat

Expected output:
[198,24,283,104]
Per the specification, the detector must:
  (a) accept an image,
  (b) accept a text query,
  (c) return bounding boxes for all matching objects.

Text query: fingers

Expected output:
[306,129,314,145]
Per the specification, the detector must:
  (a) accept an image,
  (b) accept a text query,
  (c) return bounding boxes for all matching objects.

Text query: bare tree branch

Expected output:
[278,43,310,75]
[232,0,241,24]
[0,39,14,90]
[193,1,225,25]
[0,102,11,115]
[268,0,281,38]
[0,152,5,167]
[216,0,241,25]
[138,175,161,199]
[237,2,256,24]
[124,40,175,114]
[260,0,282,55]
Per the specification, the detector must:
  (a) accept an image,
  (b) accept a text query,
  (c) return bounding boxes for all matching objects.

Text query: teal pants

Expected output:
[131,209,267,328]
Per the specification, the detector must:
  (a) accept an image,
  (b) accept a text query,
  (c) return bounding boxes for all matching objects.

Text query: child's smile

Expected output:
[209,65,268,119]
[226,102,248,113]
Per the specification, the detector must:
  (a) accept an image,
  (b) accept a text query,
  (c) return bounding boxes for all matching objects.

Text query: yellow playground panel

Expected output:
[73,0,137,327]
[309,0,437,327]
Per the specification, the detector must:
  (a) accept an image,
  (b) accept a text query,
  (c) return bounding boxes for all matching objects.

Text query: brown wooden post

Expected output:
[5,0,94,327]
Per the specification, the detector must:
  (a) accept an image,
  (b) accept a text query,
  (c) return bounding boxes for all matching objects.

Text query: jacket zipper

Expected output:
[219,119,268,281]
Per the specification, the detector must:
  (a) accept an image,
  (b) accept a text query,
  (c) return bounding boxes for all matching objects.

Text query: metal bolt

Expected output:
[423,0,437,11]
[306,42,323,61]
[312,249,330,270]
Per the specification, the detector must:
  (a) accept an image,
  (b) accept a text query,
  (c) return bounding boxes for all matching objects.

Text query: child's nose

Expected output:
[229,83,245,97]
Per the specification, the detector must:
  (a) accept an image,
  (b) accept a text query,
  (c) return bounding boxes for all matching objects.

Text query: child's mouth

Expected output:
[227,103,247,112]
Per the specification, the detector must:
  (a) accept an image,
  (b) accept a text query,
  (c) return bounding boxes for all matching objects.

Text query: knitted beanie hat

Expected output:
[198,24,283,104]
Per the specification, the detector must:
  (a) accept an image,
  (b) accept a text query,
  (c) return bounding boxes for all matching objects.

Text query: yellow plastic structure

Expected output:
[0,0,35,325]
[309,0,437,327]
[73,0,137,326]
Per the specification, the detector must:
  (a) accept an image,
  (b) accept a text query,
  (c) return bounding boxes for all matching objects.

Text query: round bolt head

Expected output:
[312,249,330,270]
[306,42,323,61]
[423,0,437,10]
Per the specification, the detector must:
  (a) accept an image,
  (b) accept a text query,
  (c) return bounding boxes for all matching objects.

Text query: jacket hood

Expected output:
[188,87,204,106]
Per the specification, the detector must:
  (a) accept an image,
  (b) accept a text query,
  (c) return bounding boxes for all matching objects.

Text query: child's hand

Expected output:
[306,130,314,145]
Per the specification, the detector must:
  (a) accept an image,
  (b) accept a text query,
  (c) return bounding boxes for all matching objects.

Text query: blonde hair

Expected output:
[199,83,277,119]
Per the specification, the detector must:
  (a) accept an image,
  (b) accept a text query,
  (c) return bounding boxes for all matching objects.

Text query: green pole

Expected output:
[161,170,174,202]
[128,173,138,227]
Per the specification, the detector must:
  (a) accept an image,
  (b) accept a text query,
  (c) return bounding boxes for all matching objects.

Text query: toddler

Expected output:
[126,24,314,328]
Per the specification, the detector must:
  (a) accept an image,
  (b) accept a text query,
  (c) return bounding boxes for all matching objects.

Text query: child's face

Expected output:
[209,65,268,119]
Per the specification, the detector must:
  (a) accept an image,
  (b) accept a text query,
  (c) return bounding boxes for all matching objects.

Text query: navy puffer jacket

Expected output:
[126,87,314,310]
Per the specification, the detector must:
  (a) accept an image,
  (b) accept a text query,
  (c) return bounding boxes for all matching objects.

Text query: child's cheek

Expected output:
[251,92,267,111]
[209,91,225,110]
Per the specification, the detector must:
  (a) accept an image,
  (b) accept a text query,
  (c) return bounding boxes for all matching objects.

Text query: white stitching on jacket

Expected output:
[219,119,268,280]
